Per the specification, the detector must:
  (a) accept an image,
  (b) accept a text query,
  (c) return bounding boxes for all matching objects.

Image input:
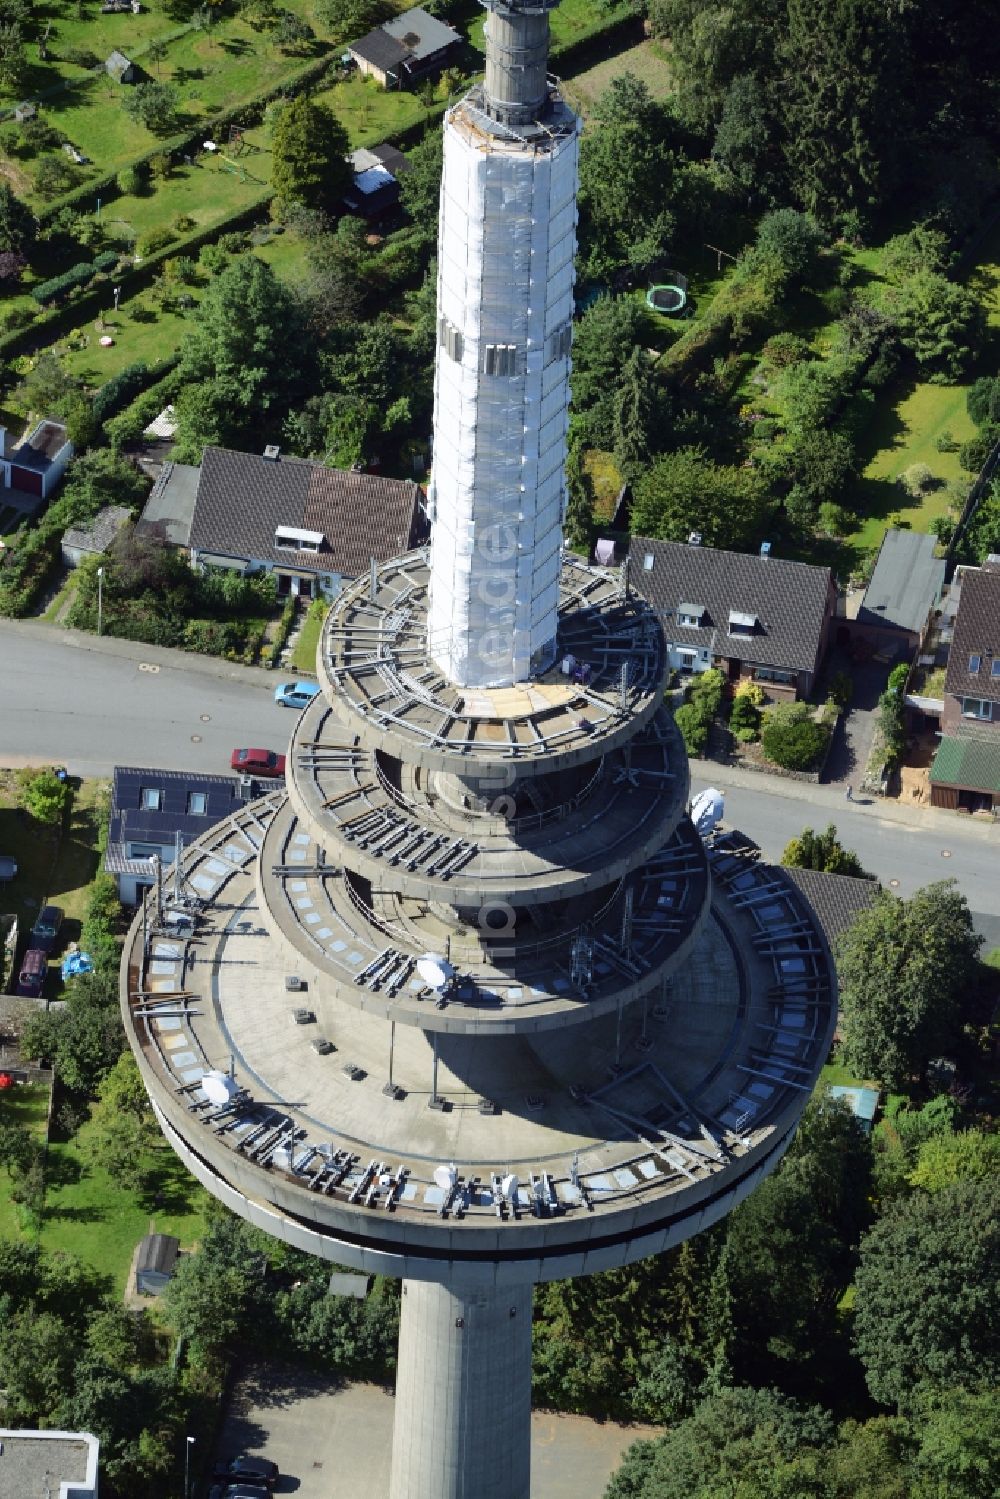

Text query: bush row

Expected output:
[92,354,179,427]
[103,367,185,452]
[0,192,273,361]
[32,249,119,304]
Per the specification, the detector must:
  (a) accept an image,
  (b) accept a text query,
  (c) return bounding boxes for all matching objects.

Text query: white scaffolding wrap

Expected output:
[427,111,580,687]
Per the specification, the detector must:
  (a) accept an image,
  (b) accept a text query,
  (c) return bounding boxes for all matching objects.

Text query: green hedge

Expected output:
[0,191,273,361]
[32,248,121,304]
[92,354,179,426]
[103,367,185,452]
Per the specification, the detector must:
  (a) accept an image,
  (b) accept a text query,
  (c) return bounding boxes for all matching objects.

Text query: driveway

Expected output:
[210,1364,656,1499]
[820,650,894,787]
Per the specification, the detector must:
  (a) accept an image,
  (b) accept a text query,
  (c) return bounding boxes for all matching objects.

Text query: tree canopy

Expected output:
[780,824,872,879]
[271,94,351,214]
[835,881,981,1089]
[631,446,770,551]
[852,1177,1000,1410]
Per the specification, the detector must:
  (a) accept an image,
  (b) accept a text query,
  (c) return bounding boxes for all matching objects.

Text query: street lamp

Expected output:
[113,285,121,313]
[96,565,104,638]
[184,1435,195,1498]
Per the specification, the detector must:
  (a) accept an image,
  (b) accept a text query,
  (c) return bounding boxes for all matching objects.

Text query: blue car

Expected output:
[273,681,321,710]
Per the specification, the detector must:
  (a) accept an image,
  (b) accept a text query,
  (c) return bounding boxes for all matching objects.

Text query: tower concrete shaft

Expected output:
[390,1280,533,1499]
[427,1,578,688]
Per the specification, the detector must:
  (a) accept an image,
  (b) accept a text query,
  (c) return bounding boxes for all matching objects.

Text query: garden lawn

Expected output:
[0,775,107,990]
[292,604,324,676]
[104,155,272,242]
[563,39,673,117]
[0,1083,52,1239]
[41,1127,208,1296]
[310,71,436,148]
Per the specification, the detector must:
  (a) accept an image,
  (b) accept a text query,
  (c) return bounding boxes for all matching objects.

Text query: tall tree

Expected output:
[577,74,677,281]
[631,446,770,551]
[852,1177,1000,1410]
[271,94,350,214]
[0,182,36,256]
[835,881,981,1089]
[780,0,904,225]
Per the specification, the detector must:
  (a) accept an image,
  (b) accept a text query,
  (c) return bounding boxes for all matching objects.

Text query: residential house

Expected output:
[344,143,411,218]
[0,1429,99,1498]
[853,527,946,658]
[182,445,425,600]
[929,559,1000,812]
[0,419,72,499]
[14,101,37,124]
[61,504,131,567]
[632,537,836,700]
[106,766,249,903]
[105,49,136,82]
[349,7,461,89]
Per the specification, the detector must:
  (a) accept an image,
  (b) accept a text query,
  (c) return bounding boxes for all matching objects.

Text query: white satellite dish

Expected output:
[201,1070,238,1107]
[691,787,725,837]
[501,1173,519,1203]
[417,953,454,991]
[433,1163,458,1193]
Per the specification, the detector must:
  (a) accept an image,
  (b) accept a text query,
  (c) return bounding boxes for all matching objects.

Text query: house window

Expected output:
[961,697,993,720]
[643,553,654,571]
[755,667,795,685]
[992,660,1000,679]
[141,787,161,810]
[187,791,208,816]
[677,650,697,674]
[130,842,164,861]
[728,610,758,637]
[969,654,981,673]
[677,601,704,628]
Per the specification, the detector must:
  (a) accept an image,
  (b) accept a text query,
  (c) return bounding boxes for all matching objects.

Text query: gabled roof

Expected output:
[349,27,410,72]
[944,564,1000,703]
[781,867,880,950]
[383,7,461,61]
[930,730,1000,793]
[858,527,945,636]
[136,1233,179,1276]
[106,767,247,875]
[632,537,834,675]
[187,446,424,579]
[62,504,131,554]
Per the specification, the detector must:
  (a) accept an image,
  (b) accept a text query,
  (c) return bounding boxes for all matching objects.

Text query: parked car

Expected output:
[213,1456,279,1488]
[0,854,17,883]
[274,681,321,710]
[30,904,64,953]
[17,947,48,998]
[230,748,286,779]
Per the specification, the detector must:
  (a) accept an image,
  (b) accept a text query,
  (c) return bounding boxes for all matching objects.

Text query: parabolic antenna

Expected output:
[417,953,455,990]
[200,1070,238,1107]
[691,787,725,837]
[501,1173,519,1203]
[433,1163,458,1193]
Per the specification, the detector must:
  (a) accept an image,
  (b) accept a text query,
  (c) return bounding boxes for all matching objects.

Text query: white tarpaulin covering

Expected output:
[427,110,580,687]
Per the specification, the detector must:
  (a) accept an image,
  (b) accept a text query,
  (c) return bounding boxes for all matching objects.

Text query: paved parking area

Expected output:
[211,1364,657,1498]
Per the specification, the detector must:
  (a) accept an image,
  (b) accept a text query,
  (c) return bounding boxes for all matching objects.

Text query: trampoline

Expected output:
[646,281,687,314]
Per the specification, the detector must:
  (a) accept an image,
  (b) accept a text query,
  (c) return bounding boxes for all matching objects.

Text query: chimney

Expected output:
[760,541,772,559]
[687,531,702,547]
[263,445,280,462]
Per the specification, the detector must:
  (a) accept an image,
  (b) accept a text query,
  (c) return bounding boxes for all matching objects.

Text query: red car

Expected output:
[230,748,286,779]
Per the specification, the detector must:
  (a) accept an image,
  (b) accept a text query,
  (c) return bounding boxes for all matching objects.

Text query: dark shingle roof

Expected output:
[383,7,461,62]
[107,767,247,875]
[349,26,410,72]
[632,538,834,675]
[944,566,1000,704]
[62,504,131,554]
[858,528,945,636]
[930,731,1000,793]
[188,447,423,579]
[781,867,880,949]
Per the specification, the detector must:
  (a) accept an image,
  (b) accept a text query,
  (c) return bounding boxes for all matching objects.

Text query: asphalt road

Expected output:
[2,619,997,943]
[0,620,289,779]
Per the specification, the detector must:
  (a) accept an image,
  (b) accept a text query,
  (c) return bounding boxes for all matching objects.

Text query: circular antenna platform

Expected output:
[417,954,455,991]
[201,1071,238,1107]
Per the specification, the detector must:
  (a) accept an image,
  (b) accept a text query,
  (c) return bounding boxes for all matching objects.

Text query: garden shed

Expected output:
[61,504,131,567]
[135,1232,179,1295]
[105,51,137,83]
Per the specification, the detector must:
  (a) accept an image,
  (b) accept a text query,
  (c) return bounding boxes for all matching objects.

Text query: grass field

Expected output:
[40,1126,208,1296]
[0,1084,52,1240]
[563,39,673,117]
[0,775,107,994]
[291,601,324,676]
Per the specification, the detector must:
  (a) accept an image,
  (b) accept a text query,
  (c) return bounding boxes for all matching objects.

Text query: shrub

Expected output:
[730,692,761,742]
[687,667,725,720]
[760,703,829,771]
[959,426,1000,473]
[827,670,854,707]
[900,463,935,497]
[138,225,177,257]
[818,501,855,536]
[16,766,70,826]
[674,703,709,757]
[116,165,143,196]
[173,213,196,233]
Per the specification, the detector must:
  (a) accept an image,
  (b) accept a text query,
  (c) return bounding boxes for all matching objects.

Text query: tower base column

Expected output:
[389,1278,533,1499]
